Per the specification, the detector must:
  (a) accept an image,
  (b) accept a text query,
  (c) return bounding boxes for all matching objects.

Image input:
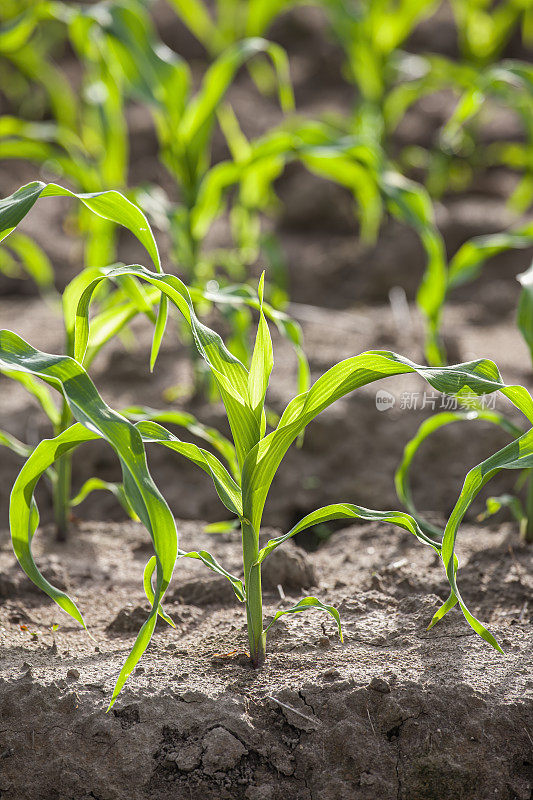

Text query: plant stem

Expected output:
[525,471,533,543]
[53,398,72,542]
[241,518,266,666]
[53,449,71,542]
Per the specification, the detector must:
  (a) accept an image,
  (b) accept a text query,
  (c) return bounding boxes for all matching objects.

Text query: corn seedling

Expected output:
[0,179,309,534]
[5,242,533,705]
[0,1,74,126]
[95,1,293,284]
[396,257,533,544]
[439,61,533,212]
[0,179,171,539]
[450,0,532,66]
[160,0,298,58]
[1,1,133,267]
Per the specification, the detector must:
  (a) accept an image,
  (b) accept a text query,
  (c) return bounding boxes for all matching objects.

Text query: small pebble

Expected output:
[320,668,341,681]
[66,668,80,681]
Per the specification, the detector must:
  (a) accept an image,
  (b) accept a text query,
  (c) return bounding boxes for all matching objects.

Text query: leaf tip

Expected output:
[258,271,265,305]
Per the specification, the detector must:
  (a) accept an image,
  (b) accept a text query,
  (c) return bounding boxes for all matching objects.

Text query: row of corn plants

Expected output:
[0,0,532,712]
[2,189,533,709]
[3,1,531,363]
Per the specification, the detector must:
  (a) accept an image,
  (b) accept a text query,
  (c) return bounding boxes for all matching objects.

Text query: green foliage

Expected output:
[450,0,531,65]
[395,261,533,544]
[0,2,132,266]
[7,258,533,702]
[0,180,308,536]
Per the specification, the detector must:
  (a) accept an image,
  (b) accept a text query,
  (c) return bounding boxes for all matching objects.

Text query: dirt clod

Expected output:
[201,727,248,774]
[369,677,391,693]
[170,576,237,606]
[106,604,149,633]
[261,542,316,591]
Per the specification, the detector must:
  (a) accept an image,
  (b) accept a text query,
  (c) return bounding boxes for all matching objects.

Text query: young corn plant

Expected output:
[450,0,532,67]
[0,180,169,539]
[396,256,533,544]
[1,1,132,268]
[0,1,74,126]
[438,61,533,212]
[7,249,533,706]
[0,179,309,535]
[161,0,300,58]
[94,0,293,285]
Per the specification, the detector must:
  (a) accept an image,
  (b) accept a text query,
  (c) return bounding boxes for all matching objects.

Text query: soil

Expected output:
[0,518,531,800]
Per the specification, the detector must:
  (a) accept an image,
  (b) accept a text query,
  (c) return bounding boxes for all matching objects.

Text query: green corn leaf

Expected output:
[136,420,242,516]
[256,502,441,566]
[1,231,54,291]
[122,405,238,479]
[9,423,100,631]
[0,331,178,708]
[177,548,245,601]
[395,409,523,537]
[449,223,533,289]
[143,556,176,627]
[264,596,343,641]
[70,477,139,521]
[247,273,273,425]
[0,10,42,52]
[0,429,33,458]
[151,294,168,371]
[431,426,533,646]
[0,182,161,271]
[517,262,533,363]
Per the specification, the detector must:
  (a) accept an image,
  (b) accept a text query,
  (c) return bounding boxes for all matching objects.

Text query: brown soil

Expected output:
[0,518,531,800]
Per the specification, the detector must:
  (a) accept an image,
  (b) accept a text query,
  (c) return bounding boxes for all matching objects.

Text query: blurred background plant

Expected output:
[0,0,532,537]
